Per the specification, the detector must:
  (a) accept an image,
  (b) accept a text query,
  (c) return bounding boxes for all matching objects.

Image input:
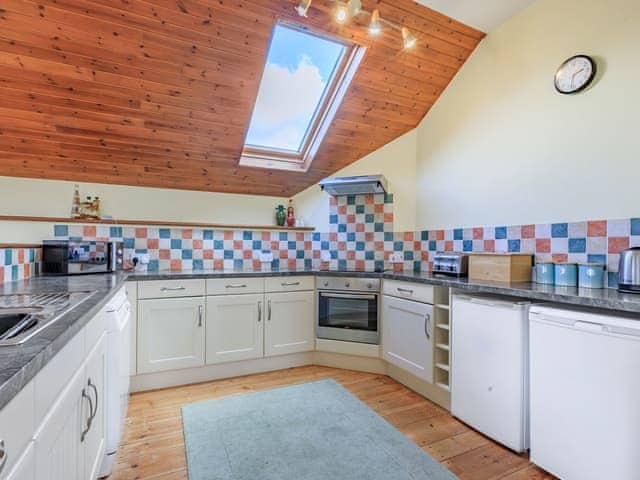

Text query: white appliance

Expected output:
[451,294,530,452]
[529,305,640,480]
[99,287,131,478]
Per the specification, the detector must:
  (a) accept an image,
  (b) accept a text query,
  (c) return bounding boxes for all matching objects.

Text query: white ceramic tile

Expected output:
[551,238,569,253]
[607,219,630,237]
[586,237,606,254]
[568,222,587,238]
[507,225,521,239]
[495,239,508,253]
[535,223,551,238]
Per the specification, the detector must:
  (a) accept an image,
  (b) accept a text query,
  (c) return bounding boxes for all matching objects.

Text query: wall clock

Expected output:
[554,55,596,94]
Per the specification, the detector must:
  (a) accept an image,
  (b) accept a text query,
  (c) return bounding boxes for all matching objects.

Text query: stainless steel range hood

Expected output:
[319,175,388,196]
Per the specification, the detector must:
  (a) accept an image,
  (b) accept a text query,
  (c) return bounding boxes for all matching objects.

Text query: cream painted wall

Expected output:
[415,0,640,230]
[294,129,418,232]
[0,176,287,243]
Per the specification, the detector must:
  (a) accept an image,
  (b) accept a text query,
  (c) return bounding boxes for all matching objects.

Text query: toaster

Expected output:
[432,252,468,277]
[618,247,640,293]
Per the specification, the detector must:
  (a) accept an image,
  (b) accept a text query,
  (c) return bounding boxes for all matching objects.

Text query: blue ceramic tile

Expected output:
[365,251,374,260]
[495,227,507,239]
[568,238,586,253]
[608,271,619,289]
[148,260,159,271]
[182,250,193,260]
[346,195,356,205]
[224,250,233,259]
[159,228,171,239]
[296,250,305,259]
[374,223,384,232]
[69,236,83,242]
[135,248,148,254]
[193,259,203,270]
[321,241,330,250]
[29,249,35,262]
[329,215,338,225]
[243,231,252,240]
[252,240,262,250]
[279,232,288,241]
[631,218,640,236]
[338,224,347,233]
[429,240,437,251]
[123,238,135,249]
[214,240,223,250]
[587,254,607,264]
[356,242,365,251]
[287,241,296,250]
[384,193,394,204]
[110,227,123,238]
[234,259,243,269]
[171,239,182,249]
[271,259,280,269]
[393,241,403,251]
[304,259,312,269]
[404,251,414,260]
[12,265,18,280]
[508,239,521,252]
[551,223,568,238]
[347,232,355,242]
[4,250,11,266]
[374,260,384,272]
[413,261,421,272]
[365,214,374,223]
[454,229,463,240]
[356,205,365,214]
[312,232,320,241]
[330,250,338,259]
[54,225,68,237]
[420,231,428,241]
[384,232,393,242]
[338,259,347,269]
[463,240,473,252]
[203,230,214,240]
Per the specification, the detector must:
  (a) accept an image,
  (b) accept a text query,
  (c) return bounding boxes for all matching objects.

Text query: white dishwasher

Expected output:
[451,294,531,452]
[529,305,640,480]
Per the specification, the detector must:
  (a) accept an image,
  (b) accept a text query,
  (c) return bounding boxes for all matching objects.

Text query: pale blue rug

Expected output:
[181,379,458,480]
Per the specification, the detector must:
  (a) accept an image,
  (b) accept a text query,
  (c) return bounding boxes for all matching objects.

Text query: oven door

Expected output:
[317,291,379,344]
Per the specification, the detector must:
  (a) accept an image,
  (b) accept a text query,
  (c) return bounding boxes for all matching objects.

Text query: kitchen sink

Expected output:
[0,291,96,346]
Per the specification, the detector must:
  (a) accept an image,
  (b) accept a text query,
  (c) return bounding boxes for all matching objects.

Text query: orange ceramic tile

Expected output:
[214,259,223,269]
[365,232,374,242]
[243,250,252,259]
[588,220,607,237]
[329,197,337,206]
[83,226,97,238]
[444,240,453,251]
[329,233,337,241]
[296,233,304,241]
[0,267,3,282]
[375,241,384,251]
[484,240,495,252]
[252,260,261,269]
[347,214,356,223]
[338,205,347,215]
[338,242,347,251]
[135,228,147,238]
[304,241,312,250]
[521,225,535,238]
[262,232,270,241]
[404,232,413,241]
[421,251,429,261]
[287,259,296,269]
[609,237,630,254]
[536,238,551,253]
[374,204,384,213]
[436,230,445,241]
[383,213,393,223]
[224,231,233,240]
[364,194,374,204]
[147,238,159,249]
[279,250,288,259]
[193,239,203,249]
[182,229,192,239]
[355,260,365,270]
[159,249,170,260]
[356,223,365,232]
[552,253,568,263]
[24,264,30,278]
[313,250,321,259]
[271,241,279,250]
[203,250,213,260]
[170,260,182,270]
[473,227,484,240]
[18,249,24,263]
[233,240,242,250]
[347,251,356,260]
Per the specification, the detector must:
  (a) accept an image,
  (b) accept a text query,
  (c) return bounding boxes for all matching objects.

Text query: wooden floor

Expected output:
[110,366,555,480]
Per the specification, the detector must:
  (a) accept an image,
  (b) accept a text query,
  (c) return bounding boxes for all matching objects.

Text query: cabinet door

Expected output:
[34,367,86,480]
[382,295,434,383]
[83,335,107,480]
[265,291,314,357]
[138,297,206,374]
[206,294,264,364]
[5,442,35,480]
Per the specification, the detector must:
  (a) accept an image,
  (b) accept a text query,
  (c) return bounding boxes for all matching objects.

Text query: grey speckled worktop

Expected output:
[2,267,640,411]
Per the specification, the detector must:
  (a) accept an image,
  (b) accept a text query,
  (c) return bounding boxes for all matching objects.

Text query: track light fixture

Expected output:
[293,0,419,51]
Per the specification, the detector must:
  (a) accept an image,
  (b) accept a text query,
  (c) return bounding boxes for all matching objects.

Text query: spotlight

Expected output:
[401,27,417,49]
[369,9,382,36]
[295,0,311,17]
[336,4,348,23]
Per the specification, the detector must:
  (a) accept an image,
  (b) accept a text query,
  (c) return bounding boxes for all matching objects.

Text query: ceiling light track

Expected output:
[294,0,418,49]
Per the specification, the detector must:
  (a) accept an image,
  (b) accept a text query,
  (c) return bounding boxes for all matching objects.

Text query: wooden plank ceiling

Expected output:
[0,0,484,197]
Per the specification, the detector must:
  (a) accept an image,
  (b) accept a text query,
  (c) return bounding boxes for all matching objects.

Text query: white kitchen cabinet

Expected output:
[138,297,205,374]
[265,291,314,357]
[382,295,434,383]
[206,294,264,364]
[4,443,34,480]
[82,337,107,480]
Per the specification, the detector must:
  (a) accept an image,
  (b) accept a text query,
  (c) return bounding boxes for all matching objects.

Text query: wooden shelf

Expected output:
[436,343,450,352]
[435,363,450,372]
[0,215,315,232]
[435,304,450,310]
[436,382,451,392]
[436,324,450,331]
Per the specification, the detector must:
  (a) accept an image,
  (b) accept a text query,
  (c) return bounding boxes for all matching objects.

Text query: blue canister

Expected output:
[578,263,605,289]
[536,262,555,284]
[555,263,578,287]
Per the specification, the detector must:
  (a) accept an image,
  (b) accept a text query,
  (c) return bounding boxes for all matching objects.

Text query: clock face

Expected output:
[554,55,596,94]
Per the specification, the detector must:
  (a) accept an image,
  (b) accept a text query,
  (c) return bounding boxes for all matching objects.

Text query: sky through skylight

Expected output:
[245,24,347,153]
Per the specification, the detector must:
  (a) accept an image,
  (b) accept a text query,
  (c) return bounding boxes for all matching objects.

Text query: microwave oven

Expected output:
[42,240,124,275]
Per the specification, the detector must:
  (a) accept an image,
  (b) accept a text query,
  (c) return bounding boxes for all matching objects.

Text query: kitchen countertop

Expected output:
[2,267,640,411]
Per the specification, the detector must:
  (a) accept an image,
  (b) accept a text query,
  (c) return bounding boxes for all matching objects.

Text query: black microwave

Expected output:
[42,240,124,275]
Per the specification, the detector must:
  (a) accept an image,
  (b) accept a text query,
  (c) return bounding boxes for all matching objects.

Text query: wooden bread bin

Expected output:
[468,253,533,282]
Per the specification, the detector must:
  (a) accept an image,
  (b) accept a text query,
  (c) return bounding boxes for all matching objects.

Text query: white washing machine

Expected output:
[99,287,131,478]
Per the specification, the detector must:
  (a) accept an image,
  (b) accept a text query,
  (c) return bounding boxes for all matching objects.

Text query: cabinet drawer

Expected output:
[0,382,34,477]
[206,277,264,296]
[138,279,205,299]
[383,280,433,304]
[265,276,314,293]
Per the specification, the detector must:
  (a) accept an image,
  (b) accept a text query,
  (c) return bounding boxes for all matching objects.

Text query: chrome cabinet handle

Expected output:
[198,305,203,327]
[87,378,98,426]
[281,281,300,287]
[397,287,414,294]
[0,439,7,474]
[225,284,247,289]
[268,299,272,321]
[80,388,93,442]
[160,286,186,292]
[258,301,262,322]
[424,313,431,340]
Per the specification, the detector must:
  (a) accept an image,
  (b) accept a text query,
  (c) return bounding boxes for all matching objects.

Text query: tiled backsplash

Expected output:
[0,247,40,284]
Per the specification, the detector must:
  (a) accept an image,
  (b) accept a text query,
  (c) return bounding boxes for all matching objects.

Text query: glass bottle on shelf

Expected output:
[71,184,81,218]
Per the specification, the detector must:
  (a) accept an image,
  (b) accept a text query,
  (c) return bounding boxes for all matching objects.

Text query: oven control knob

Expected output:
[367,283,372,289]
[345,282,350,288]
[323,281,329,287]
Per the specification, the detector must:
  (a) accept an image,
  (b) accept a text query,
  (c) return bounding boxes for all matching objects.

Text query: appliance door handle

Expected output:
[0,439,7,474]
[397,287,414,294]
[87,378,99,427]
[225,284,247,289]
[319,293,377,301]
[424,313,431,340]
[257,301,262,322]
[281,281,300,287]
[80,388,93,443]
[268,299,272,321]
[198,305,203,327]
[160,286,186,292]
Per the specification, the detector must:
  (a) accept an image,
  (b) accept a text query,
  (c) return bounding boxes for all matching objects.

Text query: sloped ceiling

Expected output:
[0,0,484,197]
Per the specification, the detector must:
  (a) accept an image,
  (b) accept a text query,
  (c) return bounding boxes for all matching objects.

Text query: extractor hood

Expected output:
[319,175,388,196]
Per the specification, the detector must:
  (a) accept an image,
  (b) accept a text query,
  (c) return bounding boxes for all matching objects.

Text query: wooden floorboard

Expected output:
[110,366,555,480]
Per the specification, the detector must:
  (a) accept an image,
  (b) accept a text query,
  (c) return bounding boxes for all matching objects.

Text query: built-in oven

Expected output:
[316,276,380,345]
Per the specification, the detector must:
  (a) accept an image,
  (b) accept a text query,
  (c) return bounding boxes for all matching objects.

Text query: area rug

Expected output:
[181,379,458,480]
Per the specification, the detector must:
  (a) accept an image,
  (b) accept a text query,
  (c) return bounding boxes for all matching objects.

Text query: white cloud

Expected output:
[246,57,327,151]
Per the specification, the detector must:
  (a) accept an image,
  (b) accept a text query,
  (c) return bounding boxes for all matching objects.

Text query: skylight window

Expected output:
[240,22,365,172]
